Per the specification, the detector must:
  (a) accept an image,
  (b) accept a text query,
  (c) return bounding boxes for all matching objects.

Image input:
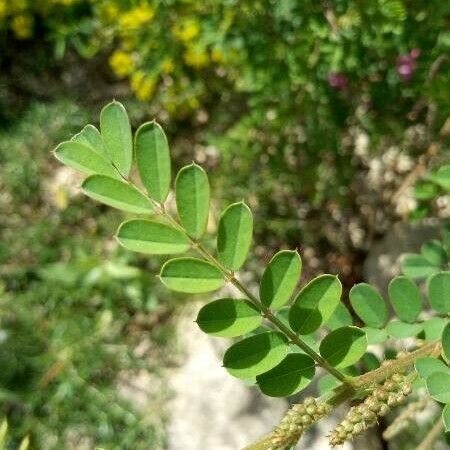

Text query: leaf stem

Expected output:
[414,419,444,450]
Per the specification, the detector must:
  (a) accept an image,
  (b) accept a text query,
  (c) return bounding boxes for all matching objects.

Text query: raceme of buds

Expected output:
[329,373,412,446]
[269,397,331,449]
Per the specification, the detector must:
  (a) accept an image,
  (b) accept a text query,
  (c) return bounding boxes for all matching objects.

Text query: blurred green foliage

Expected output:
[0,100,175,449]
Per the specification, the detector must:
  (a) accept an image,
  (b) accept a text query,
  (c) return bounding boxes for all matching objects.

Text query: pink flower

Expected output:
[327,72,348,90]
[396,49,420,82]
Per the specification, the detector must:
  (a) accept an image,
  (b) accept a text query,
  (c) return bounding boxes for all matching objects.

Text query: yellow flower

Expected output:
[172,18,200,42]
[183,47,209,68]
[131,71,156,101]
[99,3,120,23]
[0,0,6,21]
[11,14,33,40]
[119,3,155,31]
[211,47,225,64]
[161,57,175,74]
[109,50,134,78]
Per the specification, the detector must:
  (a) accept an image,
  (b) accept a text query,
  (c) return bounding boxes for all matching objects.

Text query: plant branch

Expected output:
[414,419,444,450]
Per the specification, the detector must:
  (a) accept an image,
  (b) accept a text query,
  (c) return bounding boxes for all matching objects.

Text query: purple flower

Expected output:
[396,49,420,82]
[327,72,348,90]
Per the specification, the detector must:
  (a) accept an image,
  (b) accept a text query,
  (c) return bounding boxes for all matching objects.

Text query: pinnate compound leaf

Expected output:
[319,326,367,368]
[326,303,353,330]
[217,202,253,270]
[423,317,448,342]
[196,298,262,337]
[443,322,450,363]
[175,164,210,239]
[135,121,171,203]
[401,254,440,279]
[426,372,450,403]
[260,250,301,309]
[349,283,387,328]
[160,257,224,293]
[54,141,118,178]
[100,101,133,177]
[223,331,289,379]
[421,240,448,266]
[388,276,421,323]
[256,353,315,397]
[443,404,450,432]
[82,175,153,214]
[116,219,190,254]
[386,320,423,338]
[427,272,450,313]
[415,357,450,380]
[71,124,108,158]
[289,274,342,335]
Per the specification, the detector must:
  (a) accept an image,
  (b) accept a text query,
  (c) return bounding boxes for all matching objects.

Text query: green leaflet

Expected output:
[319,326,367,369]
[443,323,450,363]
[100,100,133,177]
[217,202,253,270]
[256,353,315,397]
[135,121,171,203]
[443,404,450,432]
[386,320,423,339]
[432,164,450,191]
[54,141,118,178]
[427,271,450,313]
[401,254,440,279]
[349,283,387,328]
[426,372,450,403]
[423,317,448,342]
[71,124,108,159]
[388,276,421,323]
[415,357,450,380]
[363,327,388,345]
[421,240,448,266]
[326,303,353,330]
[223,331,289,379]
[160,257,224,293]
[82,175,153,214]
[175,163,210,239]
[289,274,342,335]
[116,219,190,254]
[260,250,301,309]
[196,298,262,337]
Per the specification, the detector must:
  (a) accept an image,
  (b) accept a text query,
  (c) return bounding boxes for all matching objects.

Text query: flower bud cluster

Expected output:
[329,373,412,446]
[269,397,331,449]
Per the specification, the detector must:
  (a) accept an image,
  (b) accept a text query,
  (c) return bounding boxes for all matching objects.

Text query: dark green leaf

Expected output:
[426,372,450,403]
[260,250,301,309]
[82,175,153,214]
[401,254,440,279]
[443,323,450,363]
[175,164,210,239]
[326,303,353,330]
[362,352,380,371]
[319,326,367,368]
[135,121,171,203]
[289,275,342,335]
[256,353,315,397]
[196,298,262,337]
[349,283,387,328]
[223,331,289,379]
[54,141,118,178]
[160,257,224,293]
[415,357,449,380]
[217,202,253,270]
[427,272,450,313]
[116,219,190,254]
[388,276,421,323]
[386,320,422,338]
[100,101,133,177]
[421,240,448,266]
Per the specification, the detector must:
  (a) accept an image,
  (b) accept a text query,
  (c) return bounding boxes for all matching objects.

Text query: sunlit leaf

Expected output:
[401,254,439,279]
[326,303,353,330]
[349,283,387,328]
[364,327,388,345]
[388,276,421,323]
[289,275,342,335]
[426,371,450,403]
[54,141,118,178]
[175,163,210,239]
[223,331,289,379]
[443,404,450,432]
[256,353,315,397]
[100,101,133,177]
[319,326,367,368]
[386,320,422,338]
[423,317,448,342]
[160,257,224,293]
[135,121,171,202]
[433,164,450,191]
[415,357,450,380]
[217,202,253,270]
[82,175,153,214]
[427,272,450,313]
[71,124,108,158]
[196,298,262,337]
[116,219,190,254]
[260,250,301,309]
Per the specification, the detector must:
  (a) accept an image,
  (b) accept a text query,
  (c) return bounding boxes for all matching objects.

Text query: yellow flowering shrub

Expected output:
[11,14,33,39]
[109,50,134,78]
